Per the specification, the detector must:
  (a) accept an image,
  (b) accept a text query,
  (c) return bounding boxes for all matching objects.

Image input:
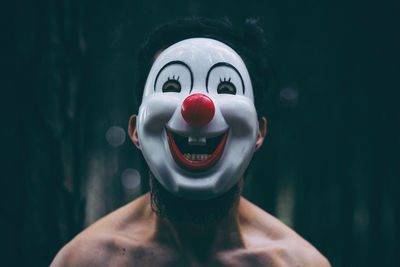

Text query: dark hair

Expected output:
[135,17,270,116]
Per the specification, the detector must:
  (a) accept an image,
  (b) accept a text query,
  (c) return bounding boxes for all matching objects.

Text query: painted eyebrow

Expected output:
[205,62,245,94]
[154,60,193,92]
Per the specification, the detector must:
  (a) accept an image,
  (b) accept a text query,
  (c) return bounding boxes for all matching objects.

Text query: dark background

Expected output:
[2,0,399,266]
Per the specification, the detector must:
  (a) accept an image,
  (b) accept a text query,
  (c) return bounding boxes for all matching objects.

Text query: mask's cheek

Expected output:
[138,94,181,134]
[137,94,180,190]
[217,96,258,138]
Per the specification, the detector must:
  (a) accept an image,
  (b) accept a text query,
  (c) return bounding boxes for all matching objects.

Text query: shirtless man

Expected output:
[51,18,331,267]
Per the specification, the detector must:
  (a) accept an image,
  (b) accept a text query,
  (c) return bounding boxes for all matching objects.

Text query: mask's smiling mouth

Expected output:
[166,128,228,172]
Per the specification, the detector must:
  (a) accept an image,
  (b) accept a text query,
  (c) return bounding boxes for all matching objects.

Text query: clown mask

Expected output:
[130,38,264,200]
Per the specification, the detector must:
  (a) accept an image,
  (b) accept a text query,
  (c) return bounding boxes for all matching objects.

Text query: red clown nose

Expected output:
[181,94,215,127]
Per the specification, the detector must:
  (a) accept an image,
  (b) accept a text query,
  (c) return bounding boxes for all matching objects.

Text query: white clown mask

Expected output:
[136,38,259,199]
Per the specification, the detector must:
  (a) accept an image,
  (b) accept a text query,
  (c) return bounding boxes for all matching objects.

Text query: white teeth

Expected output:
[184,153,210,161]
[188,136,206,146]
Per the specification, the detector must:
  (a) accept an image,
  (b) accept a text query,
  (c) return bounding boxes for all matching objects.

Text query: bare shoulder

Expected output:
[238,197,331,267]
[51,194,153,267]
[50,230,115,267]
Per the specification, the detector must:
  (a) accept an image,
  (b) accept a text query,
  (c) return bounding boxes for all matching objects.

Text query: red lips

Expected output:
[166,129,228,172]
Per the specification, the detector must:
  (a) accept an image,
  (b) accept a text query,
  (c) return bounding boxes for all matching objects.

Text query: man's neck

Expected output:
[151,197,245,262]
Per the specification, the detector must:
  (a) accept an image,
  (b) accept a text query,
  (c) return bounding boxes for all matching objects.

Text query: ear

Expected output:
[128,114,141,150]
[255,117,267,151]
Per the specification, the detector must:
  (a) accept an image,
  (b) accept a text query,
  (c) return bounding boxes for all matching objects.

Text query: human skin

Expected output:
[51,193,331,266]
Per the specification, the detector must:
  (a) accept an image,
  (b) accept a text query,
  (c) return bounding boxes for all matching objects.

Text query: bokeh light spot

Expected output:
[121,168,141,190]
[280,87,298,105]
[106,126,126,147]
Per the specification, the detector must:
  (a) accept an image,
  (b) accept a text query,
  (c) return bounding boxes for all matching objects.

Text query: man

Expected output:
[51,18,330,266]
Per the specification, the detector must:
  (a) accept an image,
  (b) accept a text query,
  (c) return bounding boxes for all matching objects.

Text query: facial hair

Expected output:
[149,174,243,225]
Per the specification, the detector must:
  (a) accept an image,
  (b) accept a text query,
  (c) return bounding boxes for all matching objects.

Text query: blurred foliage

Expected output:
[1,0,399,266]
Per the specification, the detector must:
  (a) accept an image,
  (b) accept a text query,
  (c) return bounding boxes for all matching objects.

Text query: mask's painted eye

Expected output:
[162,77,181,93]
[217,79,236,95]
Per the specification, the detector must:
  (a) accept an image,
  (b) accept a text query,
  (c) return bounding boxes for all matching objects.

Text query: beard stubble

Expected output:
[149,174,243,225]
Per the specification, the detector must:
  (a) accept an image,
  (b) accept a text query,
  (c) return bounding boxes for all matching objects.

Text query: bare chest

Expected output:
[108,244,293,267]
